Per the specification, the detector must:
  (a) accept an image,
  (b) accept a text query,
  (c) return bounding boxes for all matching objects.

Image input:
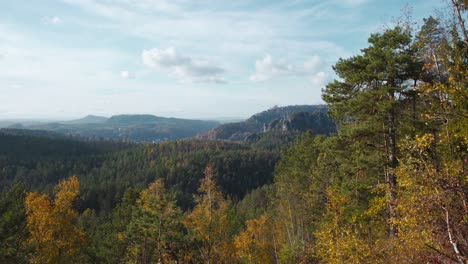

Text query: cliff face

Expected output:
[265,111,336,135]
[198,105,336,141]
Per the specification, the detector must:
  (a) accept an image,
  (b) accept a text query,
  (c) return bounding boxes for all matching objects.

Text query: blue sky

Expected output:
[0,0,448,119]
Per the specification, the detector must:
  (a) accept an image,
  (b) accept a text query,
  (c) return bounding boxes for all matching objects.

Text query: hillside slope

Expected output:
[198,105,335,140]
[22,115,220,142]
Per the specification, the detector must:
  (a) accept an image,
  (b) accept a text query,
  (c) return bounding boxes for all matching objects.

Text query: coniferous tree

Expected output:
[0,183,28,263]
[123,179,184,263]
[322,25,423,237]
[89,188,140,263]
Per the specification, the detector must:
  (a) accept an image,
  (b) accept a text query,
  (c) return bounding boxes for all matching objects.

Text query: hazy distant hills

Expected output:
[8,114,220,142]
[198,105,336,141]
[0,120,44,128]
[60,115,108,125]
[1,105,336,143]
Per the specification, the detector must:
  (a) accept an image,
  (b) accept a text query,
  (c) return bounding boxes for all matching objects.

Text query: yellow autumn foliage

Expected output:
[25,176,86,264]
[184,166,234,263]
[234,214,274,264]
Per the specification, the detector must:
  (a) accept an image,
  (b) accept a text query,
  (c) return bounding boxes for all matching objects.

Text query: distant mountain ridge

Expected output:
[61,115,108,124]
[2,106,335,143]
[198,105,336,141]
[14,114,220,142]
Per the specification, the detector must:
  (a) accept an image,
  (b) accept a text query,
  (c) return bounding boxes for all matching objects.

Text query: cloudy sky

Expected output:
[0,0,447,119]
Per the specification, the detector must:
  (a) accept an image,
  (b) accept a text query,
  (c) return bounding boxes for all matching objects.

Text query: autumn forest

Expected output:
[1,1,467,263]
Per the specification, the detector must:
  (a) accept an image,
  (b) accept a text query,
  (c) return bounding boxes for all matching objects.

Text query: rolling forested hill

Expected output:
[13,114,220,142]
[0,129,278,212]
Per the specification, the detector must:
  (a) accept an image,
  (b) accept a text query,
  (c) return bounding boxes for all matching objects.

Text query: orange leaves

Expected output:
[53,175,79,210]
[25,193,53,252]
[25,176,86,264]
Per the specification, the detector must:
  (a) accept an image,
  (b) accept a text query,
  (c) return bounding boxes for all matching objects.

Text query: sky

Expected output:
[0,0,449,120]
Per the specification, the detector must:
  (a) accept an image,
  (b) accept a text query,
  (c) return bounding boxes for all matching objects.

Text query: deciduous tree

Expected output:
[25,176,86,264]
[184,166,233,263]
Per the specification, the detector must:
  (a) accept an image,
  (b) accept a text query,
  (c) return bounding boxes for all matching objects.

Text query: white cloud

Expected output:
[142,47,225,83]
[2,0,395,119]
[120,70,133,79]
[303,56,324,73]
[249,55,292,81]
[304,56,329,88]
[142,47,190,68]
[42,16,63,25]
[250,54,328,86]
[11,84,24,89]
[310,71,328,87]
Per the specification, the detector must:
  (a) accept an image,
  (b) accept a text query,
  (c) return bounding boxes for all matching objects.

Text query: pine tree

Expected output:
[0,183,27,263]
[91,188,140,263]
[322,25,422,237]
[124,178,183,264]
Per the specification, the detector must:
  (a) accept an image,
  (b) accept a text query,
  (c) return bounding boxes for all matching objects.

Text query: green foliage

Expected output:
[0,183,28,263]
[271,132,327,262]
[0,133,278,212]
[86,188,140,263]
[314,7,468,263]
[123,179,184,263]
[246,131,300,151]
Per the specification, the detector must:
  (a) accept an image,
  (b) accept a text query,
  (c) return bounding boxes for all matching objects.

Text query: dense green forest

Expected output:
[0,130,279,211]
[1,2,467,263]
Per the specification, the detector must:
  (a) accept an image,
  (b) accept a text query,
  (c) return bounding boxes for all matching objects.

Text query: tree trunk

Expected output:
[451,0,468,44]
[386,101,398,238]
[443,206,465,264]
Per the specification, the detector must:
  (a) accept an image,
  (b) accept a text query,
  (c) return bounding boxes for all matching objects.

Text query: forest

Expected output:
[0,1,467,263]
[5,114,220,143]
